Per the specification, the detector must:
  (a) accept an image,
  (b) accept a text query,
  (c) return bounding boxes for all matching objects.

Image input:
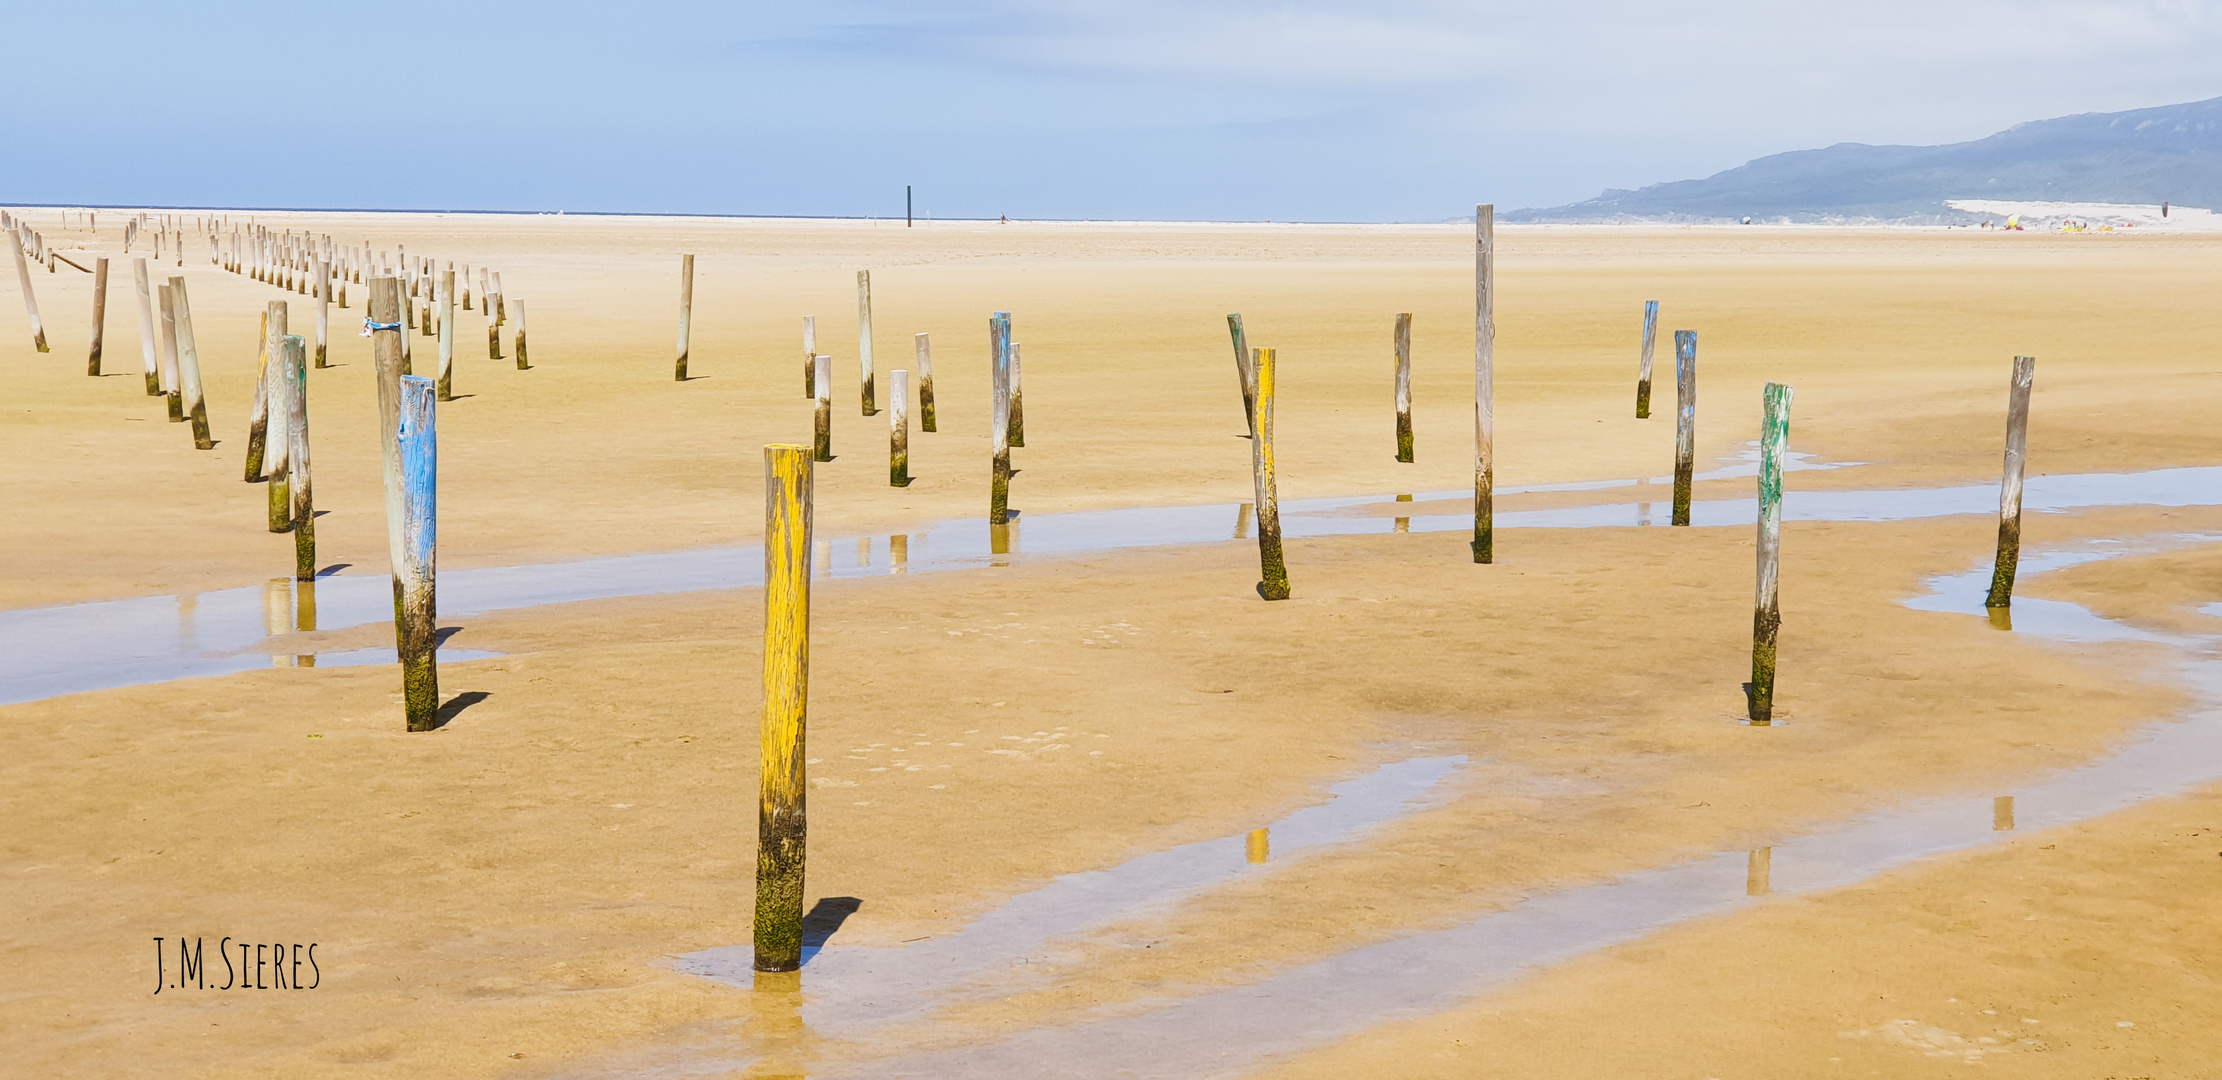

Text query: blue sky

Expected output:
[8,1,2220,219]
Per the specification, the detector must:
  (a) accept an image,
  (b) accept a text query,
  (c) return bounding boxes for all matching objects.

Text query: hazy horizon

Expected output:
[8,1,2220,222]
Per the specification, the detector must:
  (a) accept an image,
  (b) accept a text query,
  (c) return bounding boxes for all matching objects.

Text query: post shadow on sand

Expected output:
[797,897,862,966]
[427,690,490,730]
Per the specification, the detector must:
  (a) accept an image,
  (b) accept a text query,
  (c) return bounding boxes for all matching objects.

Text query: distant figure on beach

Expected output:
[2162,201,2169,218]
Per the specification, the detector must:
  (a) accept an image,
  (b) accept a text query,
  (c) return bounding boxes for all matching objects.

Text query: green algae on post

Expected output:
[168,276,213,450]
[1987,356,2036,608]
[802,315,816,397]
[1250,347,1290,600]
[890,368,912,487]
[990,313,1013,525]
[395,375,440,732]
[1672,330,1697,526]
[1008,341,1025,448]
[757,444,815,972]
[857,270,877,415]
[813,356,834,462]
[915,332,937,432]
[243,310,269,480]
[264,302,292,534]
[86,257,107,376]
[674,254,693,381]
[1472,204,1495,564]
[1227,313,1256,436]
[1636,299,1658,419]
[512,298,529,369]
[157,283,183,421]
[314,258,330,368]
[1394,312,1413,463]
[1749,381,1794,725]
[283,336,315,580]
[436,269,456,401]
[132,258,159,396]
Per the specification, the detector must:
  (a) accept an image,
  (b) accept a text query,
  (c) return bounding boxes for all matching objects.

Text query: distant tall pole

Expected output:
[1472,203,1494,565]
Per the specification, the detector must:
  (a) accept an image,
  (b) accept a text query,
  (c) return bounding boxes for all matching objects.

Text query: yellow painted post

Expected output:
[756,444,814,972]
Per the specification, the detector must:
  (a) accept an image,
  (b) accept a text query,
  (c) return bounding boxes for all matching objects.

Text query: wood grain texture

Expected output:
[264,303,291,532]
[802,315,816,397]
[396,375,439,732]
[1636,299,1659,419]
[512,298,529,369]
[915,332,937,432]
[86,257,107,376]
[284,336,315,580]
[436,270,456,401]
[990,312,1012,524]
[11,227,46,352]
[156,284,182,421]
[132,259,159,395]
[168,277,212,450]
[857,269,876,415]
[1394,312,1413,463]
[1250,347,1290,600]
[675,255,693,381]
[890,368,911,487]
[1986,355,2036,608]
[813,355,833,463]
[1472,204,1494,563]
[1749,381,1794,725]
[1008,342,1024,448]
[1226,313,1255,437]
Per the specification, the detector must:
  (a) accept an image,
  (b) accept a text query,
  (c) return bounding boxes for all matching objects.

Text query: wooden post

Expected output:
[1250,347,1289,599]
[157,285,183,422]
[487,282,503,360]
[512,298,529,368]
[169,277,213,449]
[1473,204,1494,564]
[675,254,693,380]
[890,369,910,486]
[459,263,471,310]
[395,374,440,732]
[265,303,292,533]
[398,270,414,375]
[436,270,456,401]
[1393,312,1413,462]
[1986,356,2036,608]
[133,259,160,396]
[915,332,937,432]
[990,313,1012,524]
[755,443,814,972]
[857,270,876,415]
[86,257,108,376]
[1672,331,1697,526]
[15,229,52,352]
[1749,381,1794,726]
[802,316,817,397]
[812,355,833,462]
[314,259,330,367]
[1007,342,1024,447]
[479,267,490,314]
[284,336,315,579]
[1636,300,1659,419]
[1226,313,1255,436]
[492,271,505,327]
[370,277,406,630]
[244,311,270,480]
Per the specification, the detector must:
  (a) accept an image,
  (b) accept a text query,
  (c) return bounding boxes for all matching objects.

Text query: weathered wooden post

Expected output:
[284,336,315,579]
[675,254,694,380]
[395,374,439,732]
[512,298,529,369]
[11,228,48,352]
[314,259,330,367]
[890,368,911,486]
[857,270,877,415]
[1393,312,1413,462]
[1008,342,1024,447]
[485,273,503,360]
[87,257,108,376]
[1472,204,1494,564]
[1250,347,1290,599]
[915,332,937,432]
[265,303,292,532]
[802,316,816,397]
[1636,300,1659,419]
[755,443,814,972]
[436,270,456,401]
[1672,330,1698,525]
[460,263,471,311]
[133,259,160,396]
[1748,381,1794,726]
[156,284,183,422]
[169,277,212,449]
[813,356,833,462]
[1226,313,1255,436]
[990,313,1012,524]
[244,311,270,480]
[491,271,505,327]
[1986,356,2036,608]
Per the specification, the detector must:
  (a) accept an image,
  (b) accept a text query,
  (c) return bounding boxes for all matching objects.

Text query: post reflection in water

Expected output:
[1993,795,2015,831]
[890,534,908,574]
[1394,493,1411,534]
[857,536,870,569]
[294,579,317,667]
[1746,848,1771,896]
[748,968,810,1078]
[1988,606,2014,631]
[990,522,1013,562]
[175,593,198,650]
[263,579,293,668]
[1233,502,1252,539]
[1246,828,1270,865]
[815,539,833,580]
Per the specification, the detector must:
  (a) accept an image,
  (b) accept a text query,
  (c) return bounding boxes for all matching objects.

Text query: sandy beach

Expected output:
[3,215,2219,1077]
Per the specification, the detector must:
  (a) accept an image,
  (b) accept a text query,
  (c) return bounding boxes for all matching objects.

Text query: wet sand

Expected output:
[2,217,2219,1077]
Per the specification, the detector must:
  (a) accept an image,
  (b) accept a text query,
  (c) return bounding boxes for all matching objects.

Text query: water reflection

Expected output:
[1233,503,1251,540]
[1746,848,1770,895]
[1246,828,1270,864]
[1394,494,1411,534]
[1993,795,2015,831]
[891,535,908,574]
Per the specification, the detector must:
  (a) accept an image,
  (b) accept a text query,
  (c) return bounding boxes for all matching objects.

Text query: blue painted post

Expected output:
[1672,330,1697,526]
[1636,300,1659,418]
[396,374,439,731]
[990,312,1012,524]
